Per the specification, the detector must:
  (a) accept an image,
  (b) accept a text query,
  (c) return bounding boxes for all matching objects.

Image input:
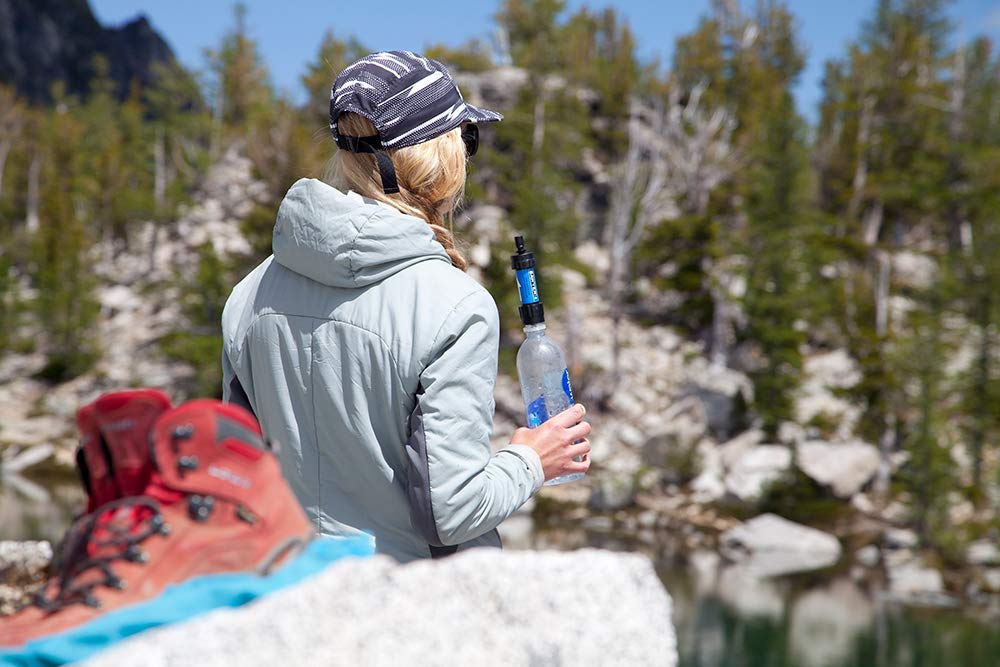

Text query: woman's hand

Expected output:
[511,404,592,482]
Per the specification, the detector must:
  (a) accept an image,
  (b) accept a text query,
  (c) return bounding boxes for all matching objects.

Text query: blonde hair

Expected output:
[325,113,469,271]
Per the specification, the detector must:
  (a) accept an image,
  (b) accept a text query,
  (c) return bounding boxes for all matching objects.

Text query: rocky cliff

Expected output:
[0,0,178,102]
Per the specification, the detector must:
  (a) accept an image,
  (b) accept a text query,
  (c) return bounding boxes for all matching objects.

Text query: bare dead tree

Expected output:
[0,87,26,201]
[604,82,735,388]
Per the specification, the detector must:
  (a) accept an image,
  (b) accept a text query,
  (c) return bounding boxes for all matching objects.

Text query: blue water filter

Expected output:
[511,235,585,486]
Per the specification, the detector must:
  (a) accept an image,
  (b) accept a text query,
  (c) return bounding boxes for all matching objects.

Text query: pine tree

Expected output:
[300,32,368,130]
[739,1,810,436]
[204,2,273,145]
[815,0,954,499]
[32,87,100,380]
[956,38,1000,503]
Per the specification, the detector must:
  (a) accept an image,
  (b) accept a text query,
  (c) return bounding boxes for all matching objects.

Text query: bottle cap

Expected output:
[518,302,545,326]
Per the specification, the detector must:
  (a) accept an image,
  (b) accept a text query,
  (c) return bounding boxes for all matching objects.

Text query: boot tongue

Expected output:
[92,389,174,497]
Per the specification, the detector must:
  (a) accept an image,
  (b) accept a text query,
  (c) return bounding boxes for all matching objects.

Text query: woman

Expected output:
[221,51,591,562]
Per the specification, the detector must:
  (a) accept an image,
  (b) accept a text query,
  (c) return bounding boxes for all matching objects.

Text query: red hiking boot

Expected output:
[75,389,173,512]
[0,399,313,647]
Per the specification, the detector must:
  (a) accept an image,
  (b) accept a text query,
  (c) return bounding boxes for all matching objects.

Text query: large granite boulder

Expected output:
[84,548,677,667]
[795,440,879,498]
[720,514,842,577]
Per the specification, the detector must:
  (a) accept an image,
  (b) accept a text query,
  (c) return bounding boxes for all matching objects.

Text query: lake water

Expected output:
[530,524,1000,667]
[3,477,998,666]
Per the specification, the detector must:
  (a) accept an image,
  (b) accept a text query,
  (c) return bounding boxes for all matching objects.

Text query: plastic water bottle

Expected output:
[511,235,585,486]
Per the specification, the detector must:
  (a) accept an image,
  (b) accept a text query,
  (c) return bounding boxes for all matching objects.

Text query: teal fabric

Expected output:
[221,179,543,563]
[0,536,373,667]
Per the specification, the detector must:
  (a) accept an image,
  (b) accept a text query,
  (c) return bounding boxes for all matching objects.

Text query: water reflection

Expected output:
[0,478,83,542]
[535,523,1000,667]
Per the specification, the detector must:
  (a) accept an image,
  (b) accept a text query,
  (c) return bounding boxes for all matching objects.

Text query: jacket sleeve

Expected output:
[405,288,544,547]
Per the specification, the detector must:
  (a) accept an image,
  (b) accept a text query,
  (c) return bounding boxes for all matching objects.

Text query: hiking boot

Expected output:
[75,389,173,512]
[0,399,313,647]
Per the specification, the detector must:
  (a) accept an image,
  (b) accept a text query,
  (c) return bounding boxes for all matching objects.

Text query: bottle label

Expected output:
[526,395,548,428]
[562,368,575,404]
[515,268,540,305]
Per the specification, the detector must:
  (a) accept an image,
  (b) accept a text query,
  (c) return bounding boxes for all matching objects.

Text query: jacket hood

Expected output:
[272,178,450,288]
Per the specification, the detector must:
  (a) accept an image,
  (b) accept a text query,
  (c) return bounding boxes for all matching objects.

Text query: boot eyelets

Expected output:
[172,424,195,439]
[177,455,199,475]
[150,515,171,536]
[125,546,149,563]
[188,494,216,522]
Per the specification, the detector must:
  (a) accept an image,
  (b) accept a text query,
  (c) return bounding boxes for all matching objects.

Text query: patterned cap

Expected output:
[329,50,502,151]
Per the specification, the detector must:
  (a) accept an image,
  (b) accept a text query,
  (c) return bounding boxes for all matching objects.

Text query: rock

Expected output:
[855,545,880,568]
[788,580,873,667]
[0,540,53,615]
[496,515,534,550]
[947,497,975,525]
[619,424,646,449]
[587,473,636,512]
[967,539,1000,566]
[851,493,875,515]
[891,251,937,290]
[777,421,806,445]
[84,549,677,667]
[795,440,880,498]
[718,428,764,470]
[573,241,611,275]
[723,445,791,503]
[641,397,707,474]
[0,540,52,583]
[679,360,753,439]
[690,469,726,503]
[720,514,842,577]
[582,516,615,532]
[793,350,862,441]
[886,558,951,605]
[981,569,1000,593]
[1,444,55,474]
[883,528,918,550]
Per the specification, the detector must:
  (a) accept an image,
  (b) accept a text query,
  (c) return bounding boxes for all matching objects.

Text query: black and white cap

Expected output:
[329,50,502,194]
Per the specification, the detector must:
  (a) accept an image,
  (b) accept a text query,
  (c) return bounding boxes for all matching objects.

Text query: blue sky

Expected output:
[91,0,1000,122]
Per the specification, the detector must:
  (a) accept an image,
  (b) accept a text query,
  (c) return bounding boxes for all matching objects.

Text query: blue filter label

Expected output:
[562,369,575,404]
[526,395,548,428]
[515,268,540,305]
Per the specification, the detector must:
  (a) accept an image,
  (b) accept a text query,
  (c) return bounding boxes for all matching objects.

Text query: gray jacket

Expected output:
[221,178,543,562]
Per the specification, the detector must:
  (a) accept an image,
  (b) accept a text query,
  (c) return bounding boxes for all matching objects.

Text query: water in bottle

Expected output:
[511,235,585,486]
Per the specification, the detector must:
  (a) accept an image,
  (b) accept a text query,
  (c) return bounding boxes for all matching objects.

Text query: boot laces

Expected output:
[32,496,167,612]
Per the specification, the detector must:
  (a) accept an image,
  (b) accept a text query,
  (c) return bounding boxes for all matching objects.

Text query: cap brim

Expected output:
[460,101,503,124]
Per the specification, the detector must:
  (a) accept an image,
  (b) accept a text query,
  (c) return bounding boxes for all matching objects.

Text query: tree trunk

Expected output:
[873,411,896,499]
[946,46,968,254]
[874,249,891,337]
[25,152,41,233]
[531,87,545,182]
[969,284,991,499]
[0,139,10,200]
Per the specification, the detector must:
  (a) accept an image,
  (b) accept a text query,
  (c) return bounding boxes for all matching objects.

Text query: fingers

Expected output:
[565,439,592,461]
[547,404,586,429]
[563,453,592,474]
[565,421,592,442]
